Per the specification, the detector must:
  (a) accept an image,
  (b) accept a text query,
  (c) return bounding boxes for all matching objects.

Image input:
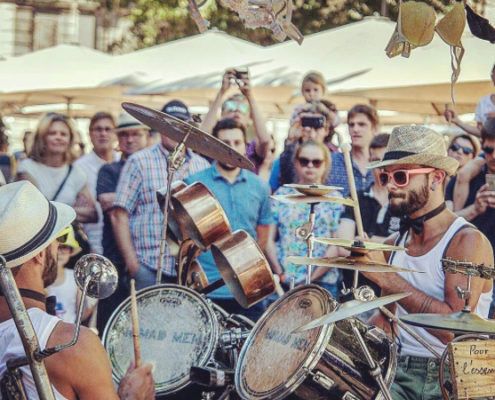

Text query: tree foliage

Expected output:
[102,0,473,51]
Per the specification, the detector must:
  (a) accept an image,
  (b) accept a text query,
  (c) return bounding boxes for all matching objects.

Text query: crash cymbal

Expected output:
[400,311,495,334]
[293,293,410,333]
[271,193,354,206]
[286,256,423,274]
[122,102,254,171]
[313,238,405,253]
[283,183,343,196]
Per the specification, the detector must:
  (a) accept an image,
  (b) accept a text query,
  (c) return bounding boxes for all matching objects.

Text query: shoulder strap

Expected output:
[441,222,474,259]
[52,165,73,201]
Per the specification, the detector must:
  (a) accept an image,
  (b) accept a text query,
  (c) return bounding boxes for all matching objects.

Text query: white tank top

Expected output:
[0,308,68,399]
[392,217,492,358]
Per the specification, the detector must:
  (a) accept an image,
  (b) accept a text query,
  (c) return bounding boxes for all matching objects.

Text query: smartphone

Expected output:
[301,116,325,129]
[486,174,495,191]
[234,68,248,80]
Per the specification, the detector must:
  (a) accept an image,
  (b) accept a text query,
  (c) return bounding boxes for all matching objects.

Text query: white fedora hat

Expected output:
[368,125,459,176]
[0,181,76,268]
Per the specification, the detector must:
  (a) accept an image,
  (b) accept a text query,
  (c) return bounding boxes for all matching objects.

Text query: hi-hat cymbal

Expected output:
[313,238,405,253]
[122,102,254,171]
[271,193,354,206]
[293,293,410,333]
[400,311,495,334]
[283,183,343,196]
[286,256,423,274]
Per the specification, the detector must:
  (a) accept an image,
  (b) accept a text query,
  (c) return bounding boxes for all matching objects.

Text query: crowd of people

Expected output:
[0,63,494,400]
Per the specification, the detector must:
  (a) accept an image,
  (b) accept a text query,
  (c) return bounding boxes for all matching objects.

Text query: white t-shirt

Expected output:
[74,151,120,254]
[475,94,495,124]
[0,169,5,186]
[47,269,78,323]
[17,159,86,205]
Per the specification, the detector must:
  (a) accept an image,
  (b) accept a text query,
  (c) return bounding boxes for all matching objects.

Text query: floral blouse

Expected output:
[271,186,343,287]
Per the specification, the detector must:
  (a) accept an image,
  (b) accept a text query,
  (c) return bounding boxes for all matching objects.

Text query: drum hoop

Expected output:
[235,284,335,400]
[102,283,220,394]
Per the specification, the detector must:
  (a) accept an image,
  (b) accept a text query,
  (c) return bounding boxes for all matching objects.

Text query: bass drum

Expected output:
[235,285,397,400]
[102,284,220,396]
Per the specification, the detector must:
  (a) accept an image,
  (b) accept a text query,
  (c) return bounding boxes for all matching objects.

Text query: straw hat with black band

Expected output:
[368,125,459,176]
[0,181,76,268]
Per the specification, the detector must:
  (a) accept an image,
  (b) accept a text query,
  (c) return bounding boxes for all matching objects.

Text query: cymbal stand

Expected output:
[0,255,55,400]
[295,203,317,284]
[156,129,192,284]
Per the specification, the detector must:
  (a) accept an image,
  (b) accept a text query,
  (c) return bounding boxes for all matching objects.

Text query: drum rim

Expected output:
[102,283,220,395]
[235,284,335,400]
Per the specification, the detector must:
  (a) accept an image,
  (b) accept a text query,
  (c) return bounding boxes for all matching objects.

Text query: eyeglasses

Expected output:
[297,157,324,168]
[222,100,250,115]
[56,226,71,245]
[482,146,495,155]
[378,167,435,187]
[449,143,474,155]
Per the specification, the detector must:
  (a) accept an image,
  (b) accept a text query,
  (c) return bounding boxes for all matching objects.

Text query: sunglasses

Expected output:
[378,168,435,187]
[297,157,324,168]
[482,146,495,155]
[222,100,250,115]
[449,143,474,155]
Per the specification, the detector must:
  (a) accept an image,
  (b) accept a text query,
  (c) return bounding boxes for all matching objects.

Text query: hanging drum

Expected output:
[211,230,275,308]
[171,181,231,250]
[235,285,397,400]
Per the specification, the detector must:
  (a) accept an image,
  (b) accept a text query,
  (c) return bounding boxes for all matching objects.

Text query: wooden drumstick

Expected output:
[130,279,142,368]
[273,274,285,297]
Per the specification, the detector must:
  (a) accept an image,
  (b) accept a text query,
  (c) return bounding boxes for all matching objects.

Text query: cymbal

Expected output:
[283,183,343,196]
[271,194,354,206]
[293,292,410,333]
[286,256,423,274]
[122,102,254,171]
[313,238,405,253]
[400,311,495,334]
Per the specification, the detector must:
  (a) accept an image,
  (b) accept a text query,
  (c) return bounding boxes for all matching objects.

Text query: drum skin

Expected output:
[235,285,397,400]
[102,284,219,395]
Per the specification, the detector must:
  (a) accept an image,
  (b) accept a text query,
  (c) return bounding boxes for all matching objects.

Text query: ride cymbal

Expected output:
[286,256,422,273]
[122,102,254,171]
[283,183,343,196]
[313,238,405,253]
[400,311,495,334]
[271,194,354,206]
[293,293,410,332]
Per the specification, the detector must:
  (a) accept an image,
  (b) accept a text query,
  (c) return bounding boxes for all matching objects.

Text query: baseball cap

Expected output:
[162,100,191,122]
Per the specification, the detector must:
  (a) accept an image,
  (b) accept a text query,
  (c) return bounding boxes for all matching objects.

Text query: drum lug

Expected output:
[310,370,335,391]
[343,392,360,400]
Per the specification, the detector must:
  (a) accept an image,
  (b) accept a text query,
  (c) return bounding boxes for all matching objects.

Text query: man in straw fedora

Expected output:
[358,125,493,399]
[0,181,155,399]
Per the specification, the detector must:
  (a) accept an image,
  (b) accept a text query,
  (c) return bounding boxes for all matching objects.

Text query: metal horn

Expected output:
[74,254,118,299]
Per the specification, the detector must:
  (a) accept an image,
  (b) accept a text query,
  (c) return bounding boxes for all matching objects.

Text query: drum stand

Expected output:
[296,203,317,285]
[156,129,193,284]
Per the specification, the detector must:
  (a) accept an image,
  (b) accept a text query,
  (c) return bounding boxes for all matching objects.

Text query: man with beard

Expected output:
[356,126,493,400]
[184,118,272,320]
[0,181,155,399]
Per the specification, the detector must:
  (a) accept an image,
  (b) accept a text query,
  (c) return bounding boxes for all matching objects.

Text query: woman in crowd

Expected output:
[16,113,96,222]
[447,133,479,170]
[266,140,342,296]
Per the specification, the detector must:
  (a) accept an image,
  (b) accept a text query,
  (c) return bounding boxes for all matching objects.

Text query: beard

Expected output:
[389,178,430,217]
[42,249,58,287]
[218,161,237,171]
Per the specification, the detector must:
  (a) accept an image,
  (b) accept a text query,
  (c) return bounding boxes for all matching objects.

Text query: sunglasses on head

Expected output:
[449,143,474,155]
[222,100,249,115]
[297,157,324,168]
[482,146,495,155]
[378,167,435,187]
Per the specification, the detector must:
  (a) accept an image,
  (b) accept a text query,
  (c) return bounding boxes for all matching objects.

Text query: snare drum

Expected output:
[235,285,397,400]
[102,284,220,396]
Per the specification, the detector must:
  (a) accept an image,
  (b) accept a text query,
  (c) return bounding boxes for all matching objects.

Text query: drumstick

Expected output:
[273,274,285,297]
[130,279,142,368]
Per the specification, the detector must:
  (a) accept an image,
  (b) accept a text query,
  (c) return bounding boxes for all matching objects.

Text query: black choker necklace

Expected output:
[0,289,57,316]
[399,202,446,235]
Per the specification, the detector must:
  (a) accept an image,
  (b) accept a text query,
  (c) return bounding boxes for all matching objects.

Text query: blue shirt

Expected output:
[327,152,374,197]
[185,163,273,299]
[269,157,281,192]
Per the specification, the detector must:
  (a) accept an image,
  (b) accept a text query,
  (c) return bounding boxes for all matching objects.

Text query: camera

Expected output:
[301,116,325,129]
[233,68,248,80]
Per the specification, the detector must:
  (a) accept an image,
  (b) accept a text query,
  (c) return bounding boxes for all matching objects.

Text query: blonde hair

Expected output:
[301,71,326,94]
[294,140,331,184]
[29,113,76,164]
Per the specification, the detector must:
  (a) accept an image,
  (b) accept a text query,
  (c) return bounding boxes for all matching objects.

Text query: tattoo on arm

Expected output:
[419,296,433,314]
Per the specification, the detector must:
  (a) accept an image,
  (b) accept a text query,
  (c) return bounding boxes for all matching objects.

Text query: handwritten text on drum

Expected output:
[265,328,311,352]
[461,345,495,376]
[123,329,202,345]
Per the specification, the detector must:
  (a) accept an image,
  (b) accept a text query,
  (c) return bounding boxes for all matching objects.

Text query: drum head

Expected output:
[235,285,336,400]
[102,284,219,395]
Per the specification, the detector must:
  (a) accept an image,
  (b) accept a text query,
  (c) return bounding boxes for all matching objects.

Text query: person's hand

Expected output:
[118,362,155,400]
[125,257,140,278]
[98,192,116,212]
[287,117,302,144]
[475,184,495,212]
[220,70,234,94]
[444,108,459,124]
[237,71,252,99]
